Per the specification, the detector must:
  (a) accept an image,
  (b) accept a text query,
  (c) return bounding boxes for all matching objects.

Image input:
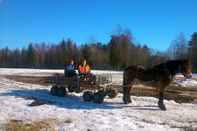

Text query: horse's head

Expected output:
[180,59,192,79]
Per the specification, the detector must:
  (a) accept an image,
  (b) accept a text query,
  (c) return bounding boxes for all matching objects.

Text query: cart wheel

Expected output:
[93,90,105,104]
[68,84,80,93]
[107,88,118,99]
[74,86,81,93]
[67,85,75,92]
[50,85,58,96]
[83,91,94,102]
[56,86,66,97]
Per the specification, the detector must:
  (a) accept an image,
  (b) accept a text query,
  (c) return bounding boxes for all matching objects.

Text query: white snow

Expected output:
[1,78,197,130]
[0,68,64,76]
[175,78,197,87]
[175,74,197,87]
[0,68,122,76]
[0,68,197,131]
[0,69,197,130]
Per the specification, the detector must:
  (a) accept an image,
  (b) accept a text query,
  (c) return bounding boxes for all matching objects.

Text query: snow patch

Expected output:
[175,78,197,87]
[0,76,197,130]
[0,69,197,130]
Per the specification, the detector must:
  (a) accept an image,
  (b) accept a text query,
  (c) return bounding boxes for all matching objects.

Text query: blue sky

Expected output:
[0,0,197,51]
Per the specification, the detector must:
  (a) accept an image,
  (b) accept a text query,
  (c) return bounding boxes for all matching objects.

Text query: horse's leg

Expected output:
[123,85,128,104]
[158,87,166,111]
[123,84,132,104]
[123,85,129,104]
[127,84,132,103]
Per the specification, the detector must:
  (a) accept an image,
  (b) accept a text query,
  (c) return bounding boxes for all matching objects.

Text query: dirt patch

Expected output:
[16,96,53,107]
[4,75,50,86]
[4,119,56,131]
[131,85,197,103]
[112,84,197,103]
[28,99,49,106]
[28,99,53,107]
[64,118,73,123]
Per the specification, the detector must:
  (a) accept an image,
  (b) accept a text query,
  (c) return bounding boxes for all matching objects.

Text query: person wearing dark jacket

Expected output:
[64,60,76,77]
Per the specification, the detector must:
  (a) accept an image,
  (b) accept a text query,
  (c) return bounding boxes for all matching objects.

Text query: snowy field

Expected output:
[0,68,197,130]
[0,68,123,76]
[0,68,197,87]
[0,68,123,85]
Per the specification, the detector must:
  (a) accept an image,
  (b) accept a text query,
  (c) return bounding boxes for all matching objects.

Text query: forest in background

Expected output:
[0,29,197,71]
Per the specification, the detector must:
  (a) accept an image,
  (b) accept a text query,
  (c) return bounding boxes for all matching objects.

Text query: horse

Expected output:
[122,59,192,110]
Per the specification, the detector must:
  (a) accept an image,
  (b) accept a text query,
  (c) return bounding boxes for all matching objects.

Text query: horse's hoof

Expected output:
[160,106,166,111]
[124,101,132,104]
[123,96,132,104]
[123,100,130,104]
[124,101,129,104]
[123,98,128,104]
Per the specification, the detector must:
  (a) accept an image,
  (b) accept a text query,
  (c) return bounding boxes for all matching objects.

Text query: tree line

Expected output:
[167,32,197,72]
[0,31,197,71]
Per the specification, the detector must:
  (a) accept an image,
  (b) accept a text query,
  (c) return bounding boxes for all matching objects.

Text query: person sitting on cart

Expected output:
[78,59,91,79]
[64,60,77,77]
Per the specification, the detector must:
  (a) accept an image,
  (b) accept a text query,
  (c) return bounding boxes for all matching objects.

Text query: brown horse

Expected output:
[122,59,192,110]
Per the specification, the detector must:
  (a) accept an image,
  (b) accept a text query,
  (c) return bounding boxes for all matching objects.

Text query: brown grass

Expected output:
[5,119,56,131]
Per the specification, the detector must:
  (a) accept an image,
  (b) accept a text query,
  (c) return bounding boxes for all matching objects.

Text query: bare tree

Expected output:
[168,33,188,59]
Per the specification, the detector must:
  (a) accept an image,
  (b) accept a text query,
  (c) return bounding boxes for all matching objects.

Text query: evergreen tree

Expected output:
[27,44,37,67]
[189,32,197,71]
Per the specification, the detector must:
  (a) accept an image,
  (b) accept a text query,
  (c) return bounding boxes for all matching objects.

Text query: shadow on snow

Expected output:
[0,88,160,111]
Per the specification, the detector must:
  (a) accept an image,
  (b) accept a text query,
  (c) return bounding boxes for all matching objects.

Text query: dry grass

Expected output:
[5,119,56,131]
